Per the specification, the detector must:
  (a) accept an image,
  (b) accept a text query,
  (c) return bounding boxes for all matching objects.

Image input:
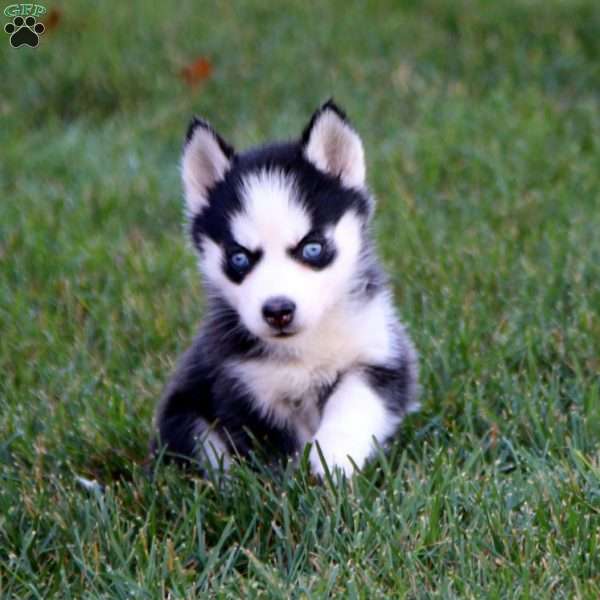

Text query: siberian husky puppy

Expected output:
[152,101,419,477]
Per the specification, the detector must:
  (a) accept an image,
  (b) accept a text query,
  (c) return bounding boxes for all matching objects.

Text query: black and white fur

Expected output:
[152,101,419,477]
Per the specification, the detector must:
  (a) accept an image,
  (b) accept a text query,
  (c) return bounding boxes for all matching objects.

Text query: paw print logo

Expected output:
[4,15,45,48]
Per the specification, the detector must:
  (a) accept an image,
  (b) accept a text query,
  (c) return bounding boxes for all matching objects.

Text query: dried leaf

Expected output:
[43,8,62,32]
[179,57,213,87]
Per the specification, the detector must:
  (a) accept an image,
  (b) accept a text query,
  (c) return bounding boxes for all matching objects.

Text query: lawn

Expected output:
[1,0,600,597]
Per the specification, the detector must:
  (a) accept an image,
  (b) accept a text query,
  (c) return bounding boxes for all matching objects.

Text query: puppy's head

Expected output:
[182,101,373,343]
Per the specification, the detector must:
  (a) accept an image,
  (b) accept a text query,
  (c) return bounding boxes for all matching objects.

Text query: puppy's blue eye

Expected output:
[302,242,323,261]
[230,252,250,270]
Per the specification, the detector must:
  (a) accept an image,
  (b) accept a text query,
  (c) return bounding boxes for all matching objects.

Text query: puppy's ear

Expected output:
[301,100,366,188]
[181,117,235,216]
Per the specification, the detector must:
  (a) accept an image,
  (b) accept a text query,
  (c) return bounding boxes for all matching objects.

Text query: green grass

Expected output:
[1,0,600,597]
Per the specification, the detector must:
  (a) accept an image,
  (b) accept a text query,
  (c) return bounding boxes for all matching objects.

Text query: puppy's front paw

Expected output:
[309,443,354,480]
[308,429,372,480]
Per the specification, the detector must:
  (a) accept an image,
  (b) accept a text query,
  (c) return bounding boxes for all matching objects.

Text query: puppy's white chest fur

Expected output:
[232,360,335,443]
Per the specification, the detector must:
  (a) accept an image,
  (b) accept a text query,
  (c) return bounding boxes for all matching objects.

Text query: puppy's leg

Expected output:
[191,419,232,471]
[309,372,401,478]
[153,393,231,471]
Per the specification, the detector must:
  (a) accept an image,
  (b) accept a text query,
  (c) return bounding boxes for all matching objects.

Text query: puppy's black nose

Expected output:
[262,297,296,330]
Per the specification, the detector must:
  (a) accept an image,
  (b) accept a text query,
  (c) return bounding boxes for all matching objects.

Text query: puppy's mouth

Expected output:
[272,329,297,339]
